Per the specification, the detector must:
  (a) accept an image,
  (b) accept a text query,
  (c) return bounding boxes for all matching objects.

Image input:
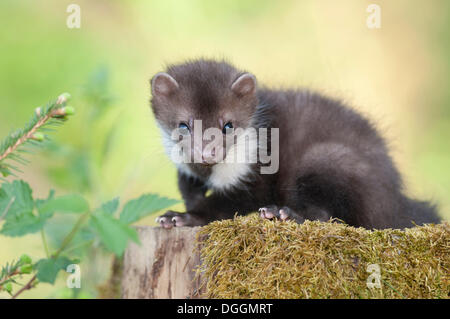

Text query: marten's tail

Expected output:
[401,196,441,227]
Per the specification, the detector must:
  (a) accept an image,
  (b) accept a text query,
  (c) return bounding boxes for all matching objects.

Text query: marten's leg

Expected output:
[177,172,208,211]
[284,143,370,227]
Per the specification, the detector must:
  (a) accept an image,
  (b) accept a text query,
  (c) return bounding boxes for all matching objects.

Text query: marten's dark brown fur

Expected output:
[150,59,440,229]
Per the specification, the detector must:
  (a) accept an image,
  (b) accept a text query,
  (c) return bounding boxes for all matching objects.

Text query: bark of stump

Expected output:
[121,226,203,299]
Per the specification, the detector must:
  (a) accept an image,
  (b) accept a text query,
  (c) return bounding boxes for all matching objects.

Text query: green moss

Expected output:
[196,215,449,299]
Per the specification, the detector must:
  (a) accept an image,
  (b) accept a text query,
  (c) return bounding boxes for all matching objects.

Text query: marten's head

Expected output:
[150,59,259,189]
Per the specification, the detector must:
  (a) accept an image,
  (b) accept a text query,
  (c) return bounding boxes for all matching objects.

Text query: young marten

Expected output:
[149,59,440,229]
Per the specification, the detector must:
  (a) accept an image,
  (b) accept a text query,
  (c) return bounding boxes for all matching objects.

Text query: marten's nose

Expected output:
[201,148,216,166]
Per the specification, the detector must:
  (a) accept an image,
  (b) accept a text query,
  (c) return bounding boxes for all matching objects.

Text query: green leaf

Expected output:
[34,189,55,210]
[119,194,179,224]
[38,194,89,215]
[0,182,57,237]
[95,197,119,215]
[0,180,34,219]
[91,212,139,256]
[35,256,74,284]
[0,211,50,237]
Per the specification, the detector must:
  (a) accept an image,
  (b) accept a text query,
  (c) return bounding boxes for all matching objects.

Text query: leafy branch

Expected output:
[0,254,33,296]
[0,93,74,178]
[0,179,179,298]
[10,212,90,299]
[0,90,180,298]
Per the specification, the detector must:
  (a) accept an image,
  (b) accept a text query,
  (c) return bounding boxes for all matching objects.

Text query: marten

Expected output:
[149,59,440,229]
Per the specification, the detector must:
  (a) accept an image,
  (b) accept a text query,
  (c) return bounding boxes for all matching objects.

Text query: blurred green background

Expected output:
[0,0,449,298]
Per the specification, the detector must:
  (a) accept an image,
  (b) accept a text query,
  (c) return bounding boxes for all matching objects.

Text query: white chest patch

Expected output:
[208,162,253,191]
[208,127,258,191]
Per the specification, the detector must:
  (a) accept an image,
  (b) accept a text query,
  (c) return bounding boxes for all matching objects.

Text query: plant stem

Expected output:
[0,269,19,287]
[60,239,93,255]
[0,114,51,162]
[0,98,70,164]
[381,278,405,299]
[41,229,50,258]
[53,212,90,258]
[11,212,90,299]
[11,275,36,299]
[0,196,15,221]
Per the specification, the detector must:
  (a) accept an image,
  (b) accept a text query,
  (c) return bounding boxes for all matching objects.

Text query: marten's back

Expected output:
[256,88,440,228]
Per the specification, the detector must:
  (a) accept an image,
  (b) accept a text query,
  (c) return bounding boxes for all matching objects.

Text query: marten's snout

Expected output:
[201,147,218,166]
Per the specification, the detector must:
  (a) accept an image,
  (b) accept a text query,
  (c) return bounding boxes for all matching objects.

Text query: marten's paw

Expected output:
[156,211,190,228]
[259,206,305,223]
[258,205,281,220]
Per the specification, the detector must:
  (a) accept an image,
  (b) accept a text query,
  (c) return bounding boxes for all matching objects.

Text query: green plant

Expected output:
[0,93,179,298]
[0,92,72,178]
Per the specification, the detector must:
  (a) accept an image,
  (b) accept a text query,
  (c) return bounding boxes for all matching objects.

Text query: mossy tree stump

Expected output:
[121,217,449,299]
[121,226,202,299]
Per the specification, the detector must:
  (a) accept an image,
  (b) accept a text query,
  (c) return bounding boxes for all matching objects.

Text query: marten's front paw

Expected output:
[259,206,304,222]
[156,211,190,228]
[258,205,281,220]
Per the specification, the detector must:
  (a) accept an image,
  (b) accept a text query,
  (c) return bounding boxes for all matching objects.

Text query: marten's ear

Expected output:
[151,72,179,97]
[231,73,256,97]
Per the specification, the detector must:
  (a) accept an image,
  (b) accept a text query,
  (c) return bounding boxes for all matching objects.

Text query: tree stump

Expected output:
[121,226,203,299]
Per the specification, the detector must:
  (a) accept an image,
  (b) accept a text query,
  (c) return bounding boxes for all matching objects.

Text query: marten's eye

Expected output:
[178,122,190,134]
[222,122,233,134]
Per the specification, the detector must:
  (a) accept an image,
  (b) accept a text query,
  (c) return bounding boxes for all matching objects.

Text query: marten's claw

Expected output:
[278,207,293,221]
[259,206,298,222]
[156,211,191,228]
[259,205,281,220]
[156,215,174,229]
